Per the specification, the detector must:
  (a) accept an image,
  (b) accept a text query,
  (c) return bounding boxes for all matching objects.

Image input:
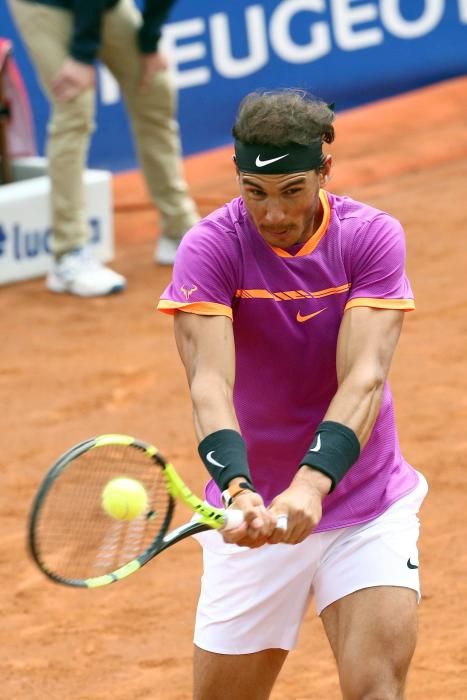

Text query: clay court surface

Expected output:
[1,76,467,698]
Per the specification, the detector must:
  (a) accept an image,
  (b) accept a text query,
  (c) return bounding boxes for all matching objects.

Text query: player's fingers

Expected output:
[232,531,271,549]
[221,520,248,544]
[280,520,313,545]
[233,506,280,547]
[221,507,272,544]
[247,506,277,537]
[222,522,267,547]
[266,514,289,544]
[266,508,312,544]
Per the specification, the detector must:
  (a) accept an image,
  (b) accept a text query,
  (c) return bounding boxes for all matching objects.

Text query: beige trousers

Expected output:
[8,0,199,256]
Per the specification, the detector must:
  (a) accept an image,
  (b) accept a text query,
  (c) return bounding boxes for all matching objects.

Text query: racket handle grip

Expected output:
[222,509,244,530]
[222,510,289,531]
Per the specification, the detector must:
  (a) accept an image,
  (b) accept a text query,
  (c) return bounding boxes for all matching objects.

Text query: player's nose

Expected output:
[263,200,286,225]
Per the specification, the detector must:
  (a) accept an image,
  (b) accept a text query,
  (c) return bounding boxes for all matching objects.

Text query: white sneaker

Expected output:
[154,236,181,265]
[46,247,126,297]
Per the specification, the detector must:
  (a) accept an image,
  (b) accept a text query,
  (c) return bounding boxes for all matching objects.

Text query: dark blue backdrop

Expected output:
[1,0,466,171]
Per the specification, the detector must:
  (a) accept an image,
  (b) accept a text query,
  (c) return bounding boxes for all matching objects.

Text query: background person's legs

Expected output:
[100,0,199,262]
[8,0,92,256]
[7,0,125,295]
[46,93,94,257]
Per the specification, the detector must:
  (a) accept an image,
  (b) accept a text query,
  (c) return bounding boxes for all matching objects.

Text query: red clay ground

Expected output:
[1,76,467,699]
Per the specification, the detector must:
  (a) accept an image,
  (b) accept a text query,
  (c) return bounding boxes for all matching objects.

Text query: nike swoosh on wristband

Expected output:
[296,308,327,323]
[309,435,321,452]
[255,153,289,167]
[206,451,227,469]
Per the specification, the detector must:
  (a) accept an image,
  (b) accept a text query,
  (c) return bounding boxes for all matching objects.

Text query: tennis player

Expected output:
[158,88,428,700]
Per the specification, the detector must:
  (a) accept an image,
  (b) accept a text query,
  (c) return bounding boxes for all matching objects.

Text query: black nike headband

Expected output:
[234,139,324,174]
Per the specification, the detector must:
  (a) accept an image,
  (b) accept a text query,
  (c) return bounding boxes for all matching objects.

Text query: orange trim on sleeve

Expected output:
[344,298,415,311]
[157,300,233,319]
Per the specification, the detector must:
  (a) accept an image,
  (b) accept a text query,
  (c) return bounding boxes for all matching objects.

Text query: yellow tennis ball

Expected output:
[101,477,148,521]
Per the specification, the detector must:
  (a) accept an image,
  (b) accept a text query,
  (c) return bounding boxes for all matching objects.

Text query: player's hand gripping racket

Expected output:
[29,434,285,589]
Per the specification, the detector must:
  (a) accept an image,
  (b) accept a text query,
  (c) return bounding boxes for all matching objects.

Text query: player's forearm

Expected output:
[174,313,240,444]
[190,374,240,442]
[298,366,384,492]
[292,464,332,497]
[192,375,256,498]
[327,306,404,447]
[323,367,386,448]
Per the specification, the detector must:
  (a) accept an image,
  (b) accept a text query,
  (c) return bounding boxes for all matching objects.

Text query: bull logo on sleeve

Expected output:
[181,284,198,300]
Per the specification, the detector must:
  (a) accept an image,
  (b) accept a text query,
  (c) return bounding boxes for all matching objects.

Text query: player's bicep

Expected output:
[336,306,404,386]
[174,311,235,390]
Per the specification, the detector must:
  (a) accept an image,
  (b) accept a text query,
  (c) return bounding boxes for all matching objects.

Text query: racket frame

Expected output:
[28,434,239,588]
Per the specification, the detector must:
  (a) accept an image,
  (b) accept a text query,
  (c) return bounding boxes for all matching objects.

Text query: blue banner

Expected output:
[2,0,467,171]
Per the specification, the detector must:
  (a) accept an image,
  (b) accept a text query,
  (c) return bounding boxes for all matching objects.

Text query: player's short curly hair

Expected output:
[232,88,335,147]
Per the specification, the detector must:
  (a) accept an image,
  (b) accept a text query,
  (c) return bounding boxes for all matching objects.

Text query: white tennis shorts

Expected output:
[193,472,428,654]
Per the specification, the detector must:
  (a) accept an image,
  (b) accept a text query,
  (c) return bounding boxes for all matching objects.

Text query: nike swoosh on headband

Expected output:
[255,153,289,167]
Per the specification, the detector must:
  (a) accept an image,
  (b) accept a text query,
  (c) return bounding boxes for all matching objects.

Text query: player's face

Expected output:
[238,163,330,249]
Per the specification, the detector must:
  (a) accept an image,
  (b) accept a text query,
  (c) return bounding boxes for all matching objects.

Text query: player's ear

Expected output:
[319,155,332,185]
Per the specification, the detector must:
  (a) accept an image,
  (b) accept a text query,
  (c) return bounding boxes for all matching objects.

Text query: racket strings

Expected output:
[33,444,172,582]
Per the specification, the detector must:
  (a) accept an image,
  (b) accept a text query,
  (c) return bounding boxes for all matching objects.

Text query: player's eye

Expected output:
[247,188,266,198]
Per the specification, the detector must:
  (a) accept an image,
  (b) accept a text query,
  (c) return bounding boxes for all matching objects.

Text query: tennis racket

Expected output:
[29,434,275,589]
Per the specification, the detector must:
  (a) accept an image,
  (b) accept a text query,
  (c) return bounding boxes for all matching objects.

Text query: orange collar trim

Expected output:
[271,189,331,258]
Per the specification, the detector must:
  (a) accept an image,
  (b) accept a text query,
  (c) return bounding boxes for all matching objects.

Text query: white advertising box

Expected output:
[0,157,114,285]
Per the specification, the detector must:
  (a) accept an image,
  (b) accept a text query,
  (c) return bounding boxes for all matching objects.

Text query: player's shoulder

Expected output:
[328,191,400,227]
[328,191,404,249]
[186,197,245,238]
[178,197,245,253]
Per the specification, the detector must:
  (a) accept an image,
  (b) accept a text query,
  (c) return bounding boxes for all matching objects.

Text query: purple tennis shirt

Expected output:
[158,190,419,531]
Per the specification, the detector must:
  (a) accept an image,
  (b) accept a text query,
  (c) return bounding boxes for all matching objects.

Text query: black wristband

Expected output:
[198,429,254,492]
[299,421,360,492]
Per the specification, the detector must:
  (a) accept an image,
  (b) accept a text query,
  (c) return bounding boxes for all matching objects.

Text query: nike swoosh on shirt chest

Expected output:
[296,308,328,323]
